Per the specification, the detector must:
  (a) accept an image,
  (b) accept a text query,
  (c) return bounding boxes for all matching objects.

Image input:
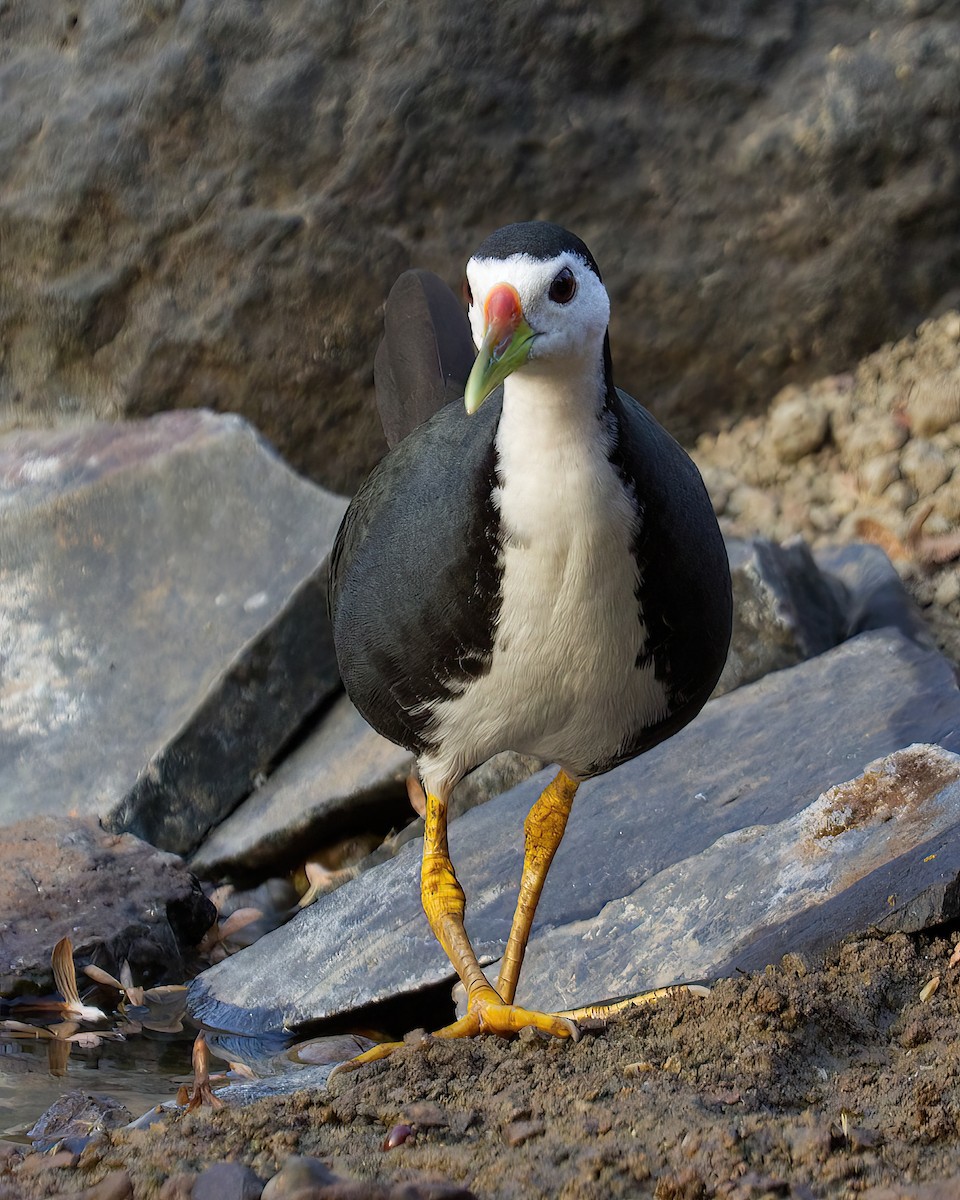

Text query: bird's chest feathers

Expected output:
[491,400,641,675]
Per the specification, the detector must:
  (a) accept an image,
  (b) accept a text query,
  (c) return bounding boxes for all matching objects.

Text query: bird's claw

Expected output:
[329,989,579,1077]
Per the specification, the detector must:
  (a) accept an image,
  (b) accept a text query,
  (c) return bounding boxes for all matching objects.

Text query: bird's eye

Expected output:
[463,279,473,306]
[548,267,577,305]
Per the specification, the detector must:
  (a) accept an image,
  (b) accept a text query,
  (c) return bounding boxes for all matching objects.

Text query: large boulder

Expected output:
[0,411,346,855]
[4,2,960,490]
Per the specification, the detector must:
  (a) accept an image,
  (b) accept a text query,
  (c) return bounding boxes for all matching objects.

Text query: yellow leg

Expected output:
[332,781,577,1076]
[496,770,579,1004]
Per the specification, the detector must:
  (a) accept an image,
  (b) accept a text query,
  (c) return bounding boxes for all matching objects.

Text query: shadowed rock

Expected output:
[0,411,346,855]
[186,629,960,1034]
[190,694,415,879]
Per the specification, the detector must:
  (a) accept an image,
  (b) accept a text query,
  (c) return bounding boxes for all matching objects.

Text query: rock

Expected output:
[192,1161,265,1200]
[768,394,829,464]
[262,1156,338,1198]
[908,374,960,437]
[518,744,960,1011]
[695,309,960,674]
[718,537,847,694]
[0,817,214,995]
[186,629,960,1034]
[813,542,938,652]
[861,1182,960,1200]
[191,694,413,879]
[0,412,346,855]
[75,1173,135,1200]
[5,5,960,488]
[900,437,952,497]
[27,1090,131,1153]
[192,703,541,879]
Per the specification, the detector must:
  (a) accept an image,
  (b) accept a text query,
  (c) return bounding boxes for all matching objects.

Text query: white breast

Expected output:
[419,369,669,794]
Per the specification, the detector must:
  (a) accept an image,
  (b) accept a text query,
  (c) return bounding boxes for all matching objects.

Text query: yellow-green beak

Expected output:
[464,283,536,415]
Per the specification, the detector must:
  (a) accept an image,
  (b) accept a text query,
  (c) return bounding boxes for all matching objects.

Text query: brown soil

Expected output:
[5,931,960,1198]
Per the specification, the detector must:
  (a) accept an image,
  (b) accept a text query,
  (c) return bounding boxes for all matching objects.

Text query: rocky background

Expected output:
[4,1,960,1197]
[3,0,960,493]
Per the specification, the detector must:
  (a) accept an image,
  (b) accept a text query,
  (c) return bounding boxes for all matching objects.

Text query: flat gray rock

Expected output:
[187,629,960,1034]
[191,694,414,877]
[0,411,346,854]
[519,744,960,1011]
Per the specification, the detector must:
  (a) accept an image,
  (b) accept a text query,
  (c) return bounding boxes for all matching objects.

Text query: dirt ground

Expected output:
[4,931,960,1198]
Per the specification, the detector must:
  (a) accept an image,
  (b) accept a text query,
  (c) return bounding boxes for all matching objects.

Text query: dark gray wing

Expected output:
[328,395,503,757]
[600,387,732,770]
[374,270,475,449]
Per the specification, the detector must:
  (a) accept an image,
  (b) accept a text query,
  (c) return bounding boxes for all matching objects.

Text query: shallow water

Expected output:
[0,1032,194,1140]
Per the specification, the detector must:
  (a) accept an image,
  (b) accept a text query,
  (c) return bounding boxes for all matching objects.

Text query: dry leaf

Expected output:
[920,976,941,1003]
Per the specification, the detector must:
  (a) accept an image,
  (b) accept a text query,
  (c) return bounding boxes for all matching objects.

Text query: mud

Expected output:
[5,932,960,1198]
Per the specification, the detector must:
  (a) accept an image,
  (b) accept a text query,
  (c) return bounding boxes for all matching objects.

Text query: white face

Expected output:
[465,251,610,369]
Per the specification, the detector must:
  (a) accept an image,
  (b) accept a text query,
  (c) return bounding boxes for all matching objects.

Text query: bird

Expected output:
[327,221,732,1065]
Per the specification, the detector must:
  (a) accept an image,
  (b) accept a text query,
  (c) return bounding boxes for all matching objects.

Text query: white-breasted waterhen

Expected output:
[328,222,732,1065]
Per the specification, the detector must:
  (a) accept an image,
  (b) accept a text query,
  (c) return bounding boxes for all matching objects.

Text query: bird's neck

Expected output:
[494,350,620,547]
[498,351,611,444]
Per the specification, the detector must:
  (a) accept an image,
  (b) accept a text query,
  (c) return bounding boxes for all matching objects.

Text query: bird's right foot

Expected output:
[329,984,578,1078]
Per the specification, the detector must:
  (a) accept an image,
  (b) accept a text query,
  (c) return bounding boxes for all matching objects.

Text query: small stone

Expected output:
[19,1148,80,1175]
[908,374,960,436]
[933,478,960,522]
[159,1175,197,1200]
[768,394,830,463]
[934,570,960,608]
[262,1155,338,1198]
[401,1100,449,1128]
[838,415,908,467]
[503,1119,545,1147]
[883,478,918,513]
[859,452,900,497]
[193,1160,265,1200]
[900,438,952,496]
[76,1171,135,1200]
[382,1122,416,1150]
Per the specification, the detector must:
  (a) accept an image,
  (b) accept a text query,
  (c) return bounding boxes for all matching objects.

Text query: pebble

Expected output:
[838,415,908,465]
[76,1172,135,1200]
[503,1119,545,1147]
[768,393,830,463]
[908,373,960,436]
[859,452,900,497]
[261,1155,338,1197]
[900,438,952,496]
[193,1160,265,1199]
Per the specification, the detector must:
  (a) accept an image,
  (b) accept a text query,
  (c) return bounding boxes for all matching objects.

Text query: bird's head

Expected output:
[463,222,611,415]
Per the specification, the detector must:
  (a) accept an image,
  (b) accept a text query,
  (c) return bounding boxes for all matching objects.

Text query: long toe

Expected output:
[329,1039,404,1078]
[436,993,579,1043]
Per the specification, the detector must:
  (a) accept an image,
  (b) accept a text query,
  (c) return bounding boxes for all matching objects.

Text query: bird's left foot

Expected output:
[330,985,578,1077]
